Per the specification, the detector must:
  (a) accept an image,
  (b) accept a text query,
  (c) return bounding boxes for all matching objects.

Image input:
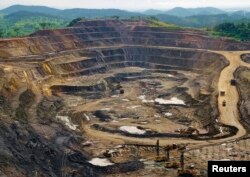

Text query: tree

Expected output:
[0,28,5,37]
[111,16,120,20]
[13,27,21,36]
[214,22,250,41]
[40,22,53,30]
[67,18,85,27]
[148,16,159,21]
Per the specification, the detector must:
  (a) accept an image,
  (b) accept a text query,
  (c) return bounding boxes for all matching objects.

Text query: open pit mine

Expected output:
[0,19,250,177]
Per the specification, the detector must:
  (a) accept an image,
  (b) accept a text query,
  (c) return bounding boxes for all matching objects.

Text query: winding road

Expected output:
[216,51,250,139]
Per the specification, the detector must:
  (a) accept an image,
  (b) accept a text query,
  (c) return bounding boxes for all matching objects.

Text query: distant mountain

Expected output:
[1,5,60,15]
[188,7,225,15]
[143,7,225,17]
[231,10,250,17]
[156,13,250,27]
[0,5,142,19]
[59,8,142,19]
[0,5,249,29]
[143,9,164,15]
[5,11,63,23]
[166,7,225,17]
[165,7,193,17]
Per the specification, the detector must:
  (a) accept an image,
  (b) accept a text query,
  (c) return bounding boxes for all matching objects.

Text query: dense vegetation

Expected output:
[144,7,225,17]
[147,17,181,30]
[0,11,67,38]
[155,14,250,28]
[0,5,249,41]
[213,22,250,41]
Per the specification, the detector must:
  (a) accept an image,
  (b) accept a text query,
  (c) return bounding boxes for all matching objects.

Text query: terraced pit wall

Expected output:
[1,20,250,59]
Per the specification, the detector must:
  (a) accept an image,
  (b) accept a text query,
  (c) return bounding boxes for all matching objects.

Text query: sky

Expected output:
[1,0,250,11]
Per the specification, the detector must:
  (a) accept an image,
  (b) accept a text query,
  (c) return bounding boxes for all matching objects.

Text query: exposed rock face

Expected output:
[241,53,250,63]
[0,20,250,59]
[0,121,144,177]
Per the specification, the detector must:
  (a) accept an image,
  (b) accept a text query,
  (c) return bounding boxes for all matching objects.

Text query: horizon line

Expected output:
[0,4,250,12]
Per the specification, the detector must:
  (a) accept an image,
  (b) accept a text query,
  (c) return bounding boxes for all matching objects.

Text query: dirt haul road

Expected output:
[216,51,250,139]
[82,48,250,147]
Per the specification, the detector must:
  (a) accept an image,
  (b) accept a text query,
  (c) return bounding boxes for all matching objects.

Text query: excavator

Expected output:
[179,127,200,136]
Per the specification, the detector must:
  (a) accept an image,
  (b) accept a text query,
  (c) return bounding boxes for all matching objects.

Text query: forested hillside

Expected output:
[0,11,67,37]
[213,22,250,41]
[0,5,249,40]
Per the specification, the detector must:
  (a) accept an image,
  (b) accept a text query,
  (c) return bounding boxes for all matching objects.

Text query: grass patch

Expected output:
[148,19,182,30]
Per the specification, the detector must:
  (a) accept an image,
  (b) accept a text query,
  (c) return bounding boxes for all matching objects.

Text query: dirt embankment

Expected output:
[241,53,250,64]
[0,93,143,177]
[234,67,250,132]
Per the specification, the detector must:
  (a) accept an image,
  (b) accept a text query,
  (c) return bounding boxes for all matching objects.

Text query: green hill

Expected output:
[144,7,225,17]
[5,11,63,23]
[0,5,142,19]
[156,13,250,28]
[1,5,60,15]
[0,11,67,38]
[0,5,249,40]
[213,22,250,41]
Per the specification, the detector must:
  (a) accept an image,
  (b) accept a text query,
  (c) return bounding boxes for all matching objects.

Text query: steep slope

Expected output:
[0,19,249,59]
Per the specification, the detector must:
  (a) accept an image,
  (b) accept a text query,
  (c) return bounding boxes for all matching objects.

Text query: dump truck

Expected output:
[120,89,124,94]
[220,91,225,96]
[230,79,237,86]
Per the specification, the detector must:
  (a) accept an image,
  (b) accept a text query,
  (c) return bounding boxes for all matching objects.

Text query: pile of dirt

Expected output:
[241,53,250,63]
[37,96,63,123]
[15,89,35,123]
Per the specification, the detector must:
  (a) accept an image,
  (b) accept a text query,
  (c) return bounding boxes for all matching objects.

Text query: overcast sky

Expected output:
[1,0,250,10]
